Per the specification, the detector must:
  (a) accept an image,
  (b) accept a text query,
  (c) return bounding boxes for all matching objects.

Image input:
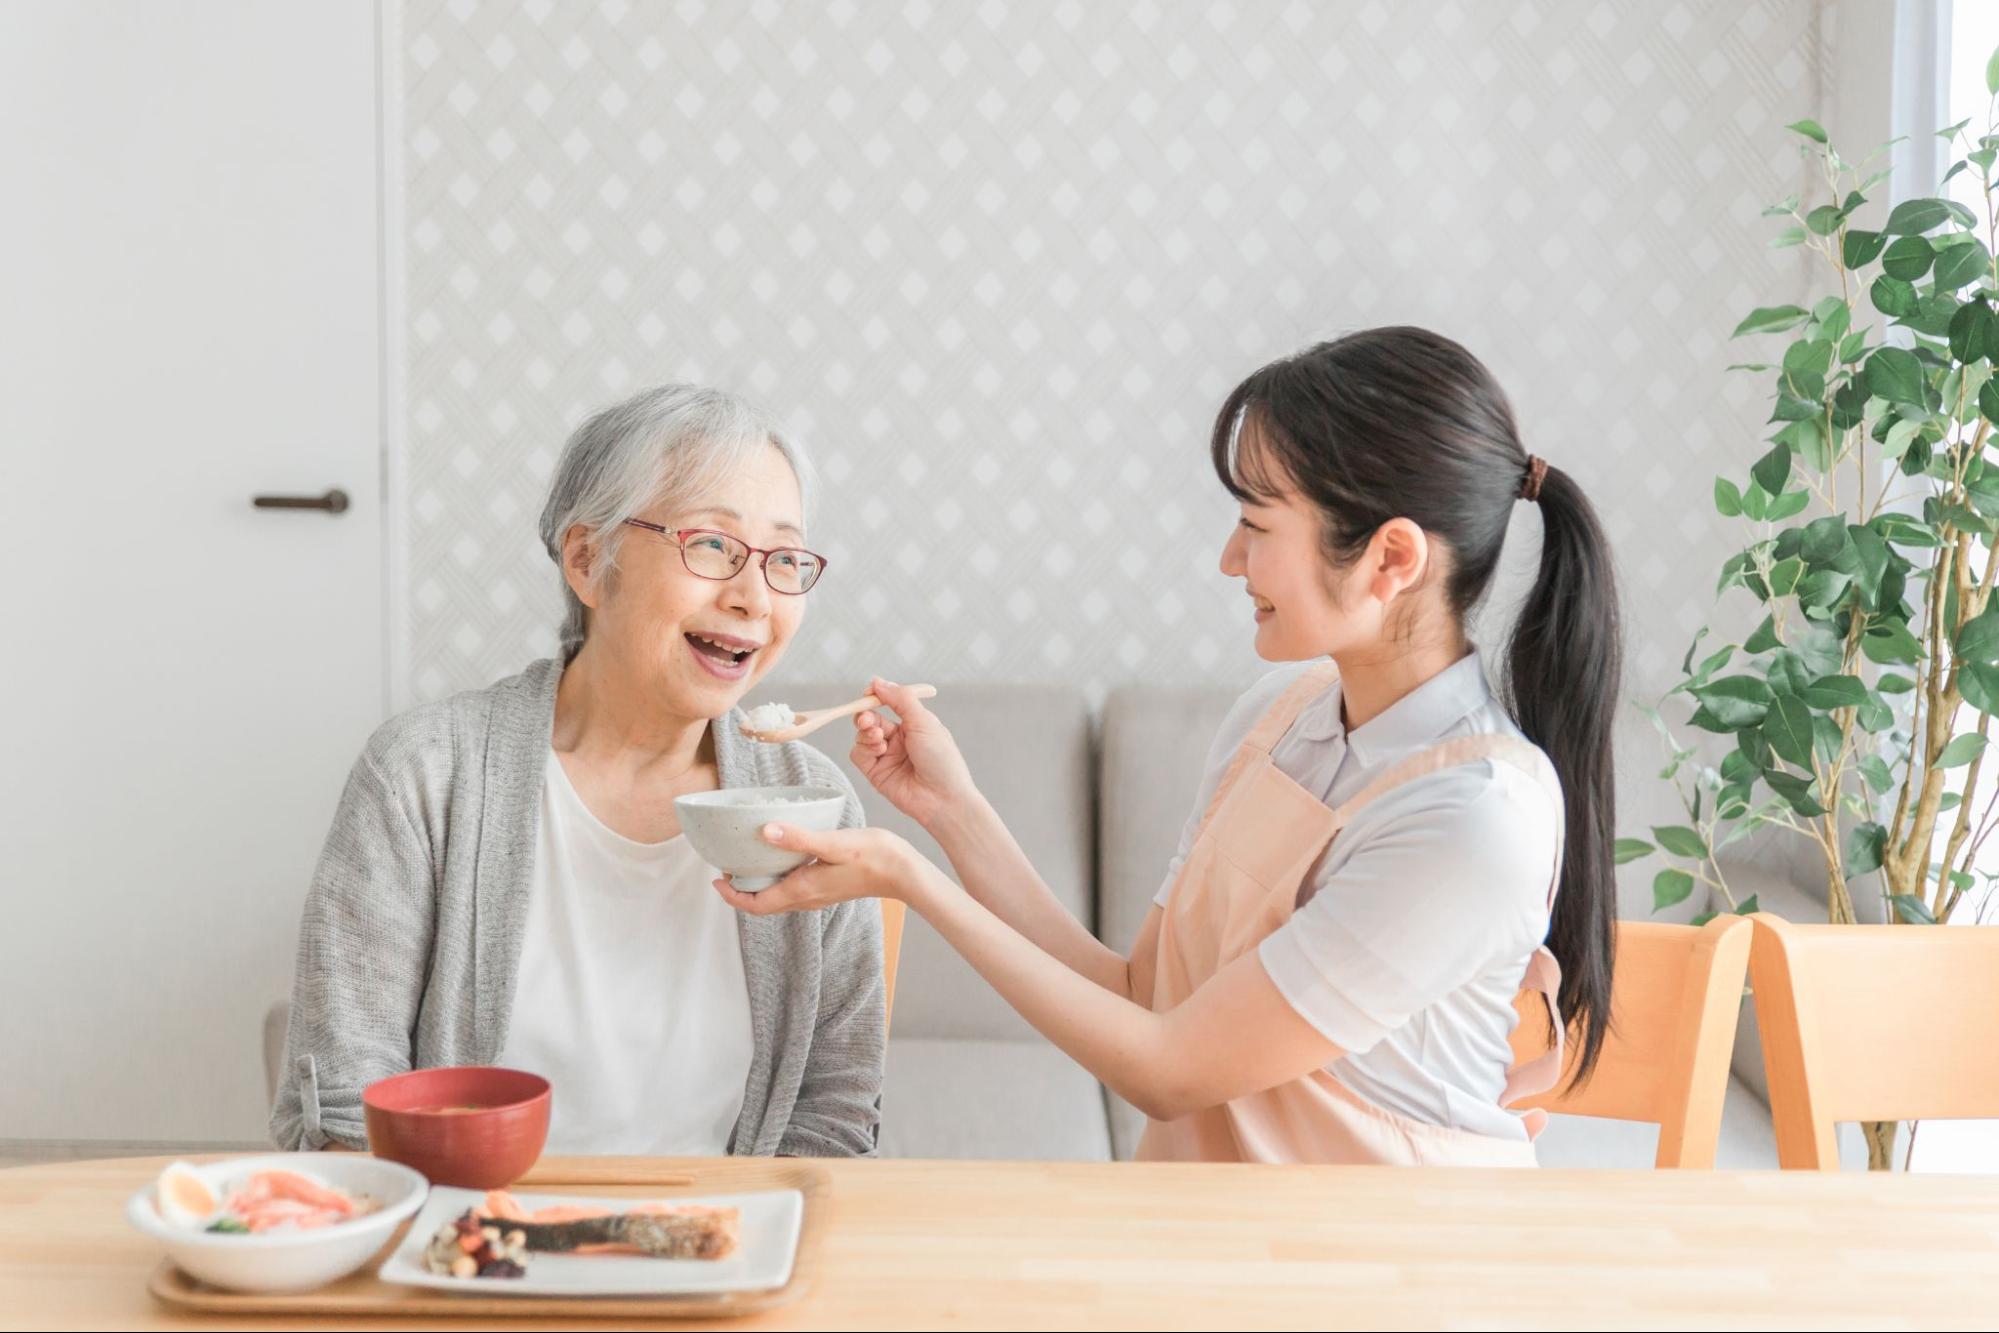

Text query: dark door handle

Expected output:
[252,488,350,513]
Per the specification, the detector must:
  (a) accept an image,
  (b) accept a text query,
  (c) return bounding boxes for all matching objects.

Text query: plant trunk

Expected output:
[1863,1118,1899,1171]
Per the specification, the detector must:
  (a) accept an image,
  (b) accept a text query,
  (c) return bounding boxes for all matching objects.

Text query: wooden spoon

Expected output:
[739,685,938,743]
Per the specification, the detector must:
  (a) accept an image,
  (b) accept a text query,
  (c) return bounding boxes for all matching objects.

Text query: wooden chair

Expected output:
[1508,915,1754,1167]
[1747,912,1999,1169]
[880,898,907,1032]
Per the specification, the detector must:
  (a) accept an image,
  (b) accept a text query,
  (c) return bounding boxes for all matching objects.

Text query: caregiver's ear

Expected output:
[561,522,605,609]
[1364,518,1431,603]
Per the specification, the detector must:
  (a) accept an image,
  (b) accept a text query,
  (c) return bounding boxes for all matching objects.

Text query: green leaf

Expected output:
[1842,228,1888,268]
[1652,868,1696,912]
[1846,822,1887,876]
[1933,734,1988,769]
[1799,674,1866,709]
[1769,225,1807,249]
[1892,894,1937,925]
[1765,489,1810,521]
[1694,677,1775,728]
[1959,662,1999,715]
[206,1218,250,1234]
[1795,569,1853,610]
[1955,610,1999,664]
[1751,443,1792,496]
[1744,615,1781,654]
[1882,416,1926,462]
[1689,910,1719,927]
[1983,379,1999,428]
[1883,197,1956,235]
[1872,275,1919,318]
[1951,301,1993,364]
[1859,754,1895,792]
[1907,292,1963,337]
[1735,893,1760,916]
[1732,304,1811,338]
[1714,477,1743,518]
[1862,621,1922,663]
[1787,118,1828,144]
[1864,347,1928,405]
[1614,837,1654,865]
[1763,768,1827,816]
[1761,695,1815,766]
[1804,204,1842,236]
[1877,672,1915,693]
[1799,515,1847,564]
[1653,825,1710,859]
[1767,556,1804,598]
[1935,241,1992,290]
[1769,649,1814,696]
[1874,513,1940,548]
[1881,235,1935,280]
[1857,693,1895,733]
[1988,42,1999,96]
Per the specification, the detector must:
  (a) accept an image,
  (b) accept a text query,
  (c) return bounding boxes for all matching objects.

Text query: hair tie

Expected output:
[1521,455,1549,503]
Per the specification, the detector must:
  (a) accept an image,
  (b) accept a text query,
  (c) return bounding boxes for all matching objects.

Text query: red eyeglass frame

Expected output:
[620,518,829,594]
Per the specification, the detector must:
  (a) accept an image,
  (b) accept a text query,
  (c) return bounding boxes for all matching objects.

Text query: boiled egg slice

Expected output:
[154,1161,221,1230]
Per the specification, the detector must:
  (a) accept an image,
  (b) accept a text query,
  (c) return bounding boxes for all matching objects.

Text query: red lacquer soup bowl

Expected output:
[363,1066,551,1189]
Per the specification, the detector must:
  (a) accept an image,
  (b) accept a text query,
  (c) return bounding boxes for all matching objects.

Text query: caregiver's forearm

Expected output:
[906,866,1341,1122]
[928,793,1133,996]
[905,865,1186,1116]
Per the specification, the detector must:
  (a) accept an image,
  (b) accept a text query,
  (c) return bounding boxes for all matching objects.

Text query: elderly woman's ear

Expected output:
[560,524,602,610]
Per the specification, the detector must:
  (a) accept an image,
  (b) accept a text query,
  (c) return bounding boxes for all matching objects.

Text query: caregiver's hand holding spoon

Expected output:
[849,677,981,832]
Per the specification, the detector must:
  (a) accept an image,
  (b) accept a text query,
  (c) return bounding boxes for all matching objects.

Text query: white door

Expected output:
[0,2,385,1142]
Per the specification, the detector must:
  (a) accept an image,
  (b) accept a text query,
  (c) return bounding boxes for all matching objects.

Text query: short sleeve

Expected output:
[1256,760,1560,1055]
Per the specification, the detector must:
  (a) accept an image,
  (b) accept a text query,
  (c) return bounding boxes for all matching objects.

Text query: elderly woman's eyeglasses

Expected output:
[621,519,828,595]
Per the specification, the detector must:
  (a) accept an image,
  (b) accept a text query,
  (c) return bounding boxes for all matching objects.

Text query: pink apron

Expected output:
[1135,662,1566,1166]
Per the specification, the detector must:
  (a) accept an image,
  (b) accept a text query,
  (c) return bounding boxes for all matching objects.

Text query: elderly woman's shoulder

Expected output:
[352,660,556,786]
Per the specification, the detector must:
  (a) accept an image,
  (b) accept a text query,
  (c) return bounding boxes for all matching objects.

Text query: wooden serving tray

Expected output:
[148,1159,827,1321]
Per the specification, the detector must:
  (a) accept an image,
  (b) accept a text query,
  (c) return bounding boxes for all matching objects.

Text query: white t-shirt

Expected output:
[497,750,755,1156]
[1156,652,1562,1140]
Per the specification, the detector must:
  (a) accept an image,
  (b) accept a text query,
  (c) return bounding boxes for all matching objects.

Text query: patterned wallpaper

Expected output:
[401,0,1820,754]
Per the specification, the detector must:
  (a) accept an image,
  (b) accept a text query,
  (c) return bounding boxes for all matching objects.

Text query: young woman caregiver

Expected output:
[716,326,1623,1165]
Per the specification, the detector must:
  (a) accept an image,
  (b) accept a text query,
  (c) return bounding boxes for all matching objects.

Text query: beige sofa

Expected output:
[264,680,1782,1166]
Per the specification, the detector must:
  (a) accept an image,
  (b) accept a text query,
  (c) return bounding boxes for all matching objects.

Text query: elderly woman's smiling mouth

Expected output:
[684,628,766,680]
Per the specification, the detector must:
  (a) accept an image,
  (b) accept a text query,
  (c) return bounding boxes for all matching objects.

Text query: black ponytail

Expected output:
[1504,464,1621,1083]
[1211,326,1621,1084]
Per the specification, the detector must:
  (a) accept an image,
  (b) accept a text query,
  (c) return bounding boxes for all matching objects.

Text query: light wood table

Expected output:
[3,1154,1997,1329]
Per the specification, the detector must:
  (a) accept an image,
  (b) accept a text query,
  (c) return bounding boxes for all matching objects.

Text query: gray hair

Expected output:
[537,384,814,660]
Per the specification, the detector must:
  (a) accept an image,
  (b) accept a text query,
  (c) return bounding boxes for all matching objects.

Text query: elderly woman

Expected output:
[270,384,882,1157]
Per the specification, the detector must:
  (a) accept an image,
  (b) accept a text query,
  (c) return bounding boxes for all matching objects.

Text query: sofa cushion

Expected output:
[759,682,1095,1041]
[1097,685,1239,960]
[879,1038,1112,1161]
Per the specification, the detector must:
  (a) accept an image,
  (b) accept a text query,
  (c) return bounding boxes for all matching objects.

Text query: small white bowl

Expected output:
[675,784,847,889]
[126,1154,428,1293]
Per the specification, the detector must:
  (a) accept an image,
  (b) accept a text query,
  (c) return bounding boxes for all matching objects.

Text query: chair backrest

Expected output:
[1747,912,1999,1169]
[1508,915,1753,1168]
[880,897,906,1033]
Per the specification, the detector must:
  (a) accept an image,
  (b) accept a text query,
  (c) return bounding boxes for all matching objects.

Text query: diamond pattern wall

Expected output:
[402,0,1820,769]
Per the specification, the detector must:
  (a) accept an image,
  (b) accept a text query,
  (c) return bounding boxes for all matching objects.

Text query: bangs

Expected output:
[1210,385,1293,505]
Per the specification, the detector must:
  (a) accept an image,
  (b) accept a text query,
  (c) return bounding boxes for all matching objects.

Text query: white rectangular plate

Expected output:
[377,1185,803,1298]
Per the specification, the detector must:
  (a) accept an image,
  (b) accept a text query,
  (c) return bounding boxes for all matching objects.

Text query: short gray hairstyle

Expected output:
[536,384,814,660]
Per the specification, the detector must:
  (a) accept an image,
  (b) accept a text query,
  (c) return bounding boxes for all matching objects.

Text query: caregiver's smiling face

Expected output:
[1218,428,1356,663]
[576,441,811,718]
